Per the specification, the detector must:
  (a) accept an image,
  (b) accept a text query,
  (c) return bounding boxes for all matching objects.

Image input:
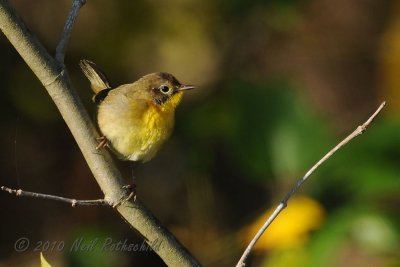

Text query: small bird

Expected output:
[79,59,194,162]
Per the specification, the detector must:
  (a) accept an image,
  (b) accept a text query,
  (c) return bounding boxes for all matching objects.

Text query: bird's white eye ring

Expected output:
[159,85,171,94]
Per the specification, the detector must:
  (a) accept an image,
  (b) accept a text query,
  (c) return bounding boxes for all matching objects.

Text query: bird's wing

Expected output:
[103,86,151,124]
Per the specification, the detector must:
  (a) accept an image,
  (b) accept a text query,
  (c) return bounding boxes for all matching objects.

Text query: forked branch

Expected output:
[0,1,200,266]
[55,0,86,63]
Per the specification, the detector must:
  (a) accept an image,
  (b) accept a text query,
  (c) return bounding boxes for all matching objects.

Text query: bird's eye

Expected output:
[159,85,171,94]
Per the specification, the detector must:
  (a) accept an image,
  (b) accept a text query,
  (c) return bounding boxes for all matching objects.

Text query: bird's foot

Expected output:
[112,184,137,208]
[96,136,108,150]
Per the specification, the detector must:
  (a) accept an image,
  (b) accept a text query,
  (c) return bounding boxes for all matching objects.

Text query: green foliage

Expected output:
[67,228,125,267]
[178,80,330,180]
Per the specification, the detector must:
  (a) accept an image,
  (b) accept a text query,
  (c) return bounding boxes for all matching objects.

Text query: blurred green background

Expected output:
[0,0,399,266]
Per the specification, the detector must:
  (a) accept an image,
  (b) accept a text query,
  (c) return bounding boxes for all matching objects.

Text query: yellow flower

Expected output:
[241,196,325,251]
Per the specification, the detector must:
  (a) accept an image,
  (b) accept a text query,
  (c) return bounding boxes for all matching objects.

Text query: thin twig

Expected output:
[236,101,386,267]
[1,186,109,207]
[55,0,86,63]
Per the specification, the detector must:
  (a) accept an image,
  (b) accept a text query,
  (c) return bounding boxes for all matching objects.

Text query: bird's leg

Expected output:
[122,164,137,202]
[112,164,137,208]
[123,183,136,201]
[96,136,108,150]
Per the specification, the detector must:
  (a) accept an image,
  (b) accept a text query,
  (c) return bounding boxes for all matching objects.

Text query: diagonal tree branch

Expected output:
[236,101,386,267]
[0,1,200,266]
[55,0,86,64]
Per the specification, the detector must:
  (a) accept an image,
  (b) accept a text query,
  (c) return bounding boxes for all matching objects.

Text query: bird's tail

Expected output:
[79,59,111,93]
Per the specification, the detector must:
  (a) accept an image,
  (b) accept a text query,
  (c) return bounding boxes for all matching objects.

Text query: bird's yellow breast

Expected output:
[98,91,183,162]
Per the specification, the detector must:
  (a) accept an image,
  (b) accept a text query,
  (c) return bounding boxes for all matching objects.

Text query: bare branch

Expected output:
[236,101,386,267]
[1,186,109,207]
[0,1,200,266]
[55,0,86,63]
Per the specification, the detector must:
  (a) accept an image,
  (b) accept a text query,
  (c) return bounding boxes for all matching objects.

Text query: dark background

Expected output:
[0,0,399,266]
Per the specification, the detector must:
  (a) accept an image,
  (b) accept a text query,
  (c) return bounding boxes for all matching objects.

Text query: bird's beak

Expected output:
[178,85,195,91]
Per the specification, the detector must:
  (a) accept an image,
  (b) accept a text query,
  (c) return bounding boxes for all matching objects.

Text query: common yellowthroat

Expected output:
[79,59,194,162]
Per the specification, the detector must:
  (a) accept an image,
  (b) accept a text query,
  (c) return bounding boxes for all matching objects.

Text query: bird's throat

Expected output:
[159,91,184,112]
